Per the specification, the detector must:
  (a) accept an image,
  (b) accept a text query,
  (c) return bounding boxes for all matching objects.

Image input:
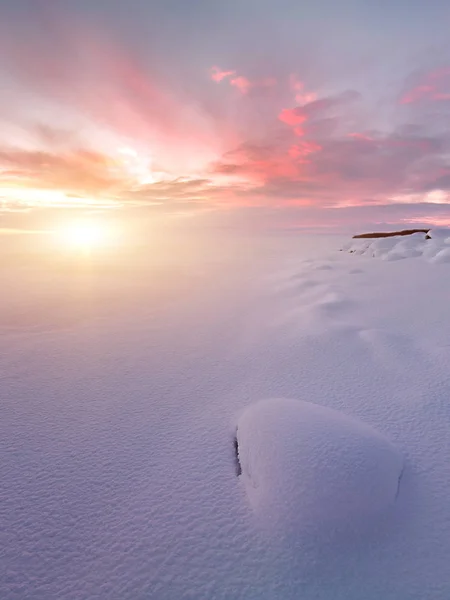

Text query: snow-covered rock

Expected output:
[370,237,399,257]
[236,398,403,536]
[345,228,450,261]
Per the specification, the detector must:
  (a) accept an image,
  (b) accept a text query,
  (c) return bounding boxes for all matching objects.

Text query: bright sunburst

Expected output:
[55,220,112,253]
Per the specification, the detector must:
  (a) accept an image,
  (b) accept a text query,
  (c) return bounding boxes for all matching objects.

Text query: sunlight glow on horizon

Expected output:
[54,219,119,254]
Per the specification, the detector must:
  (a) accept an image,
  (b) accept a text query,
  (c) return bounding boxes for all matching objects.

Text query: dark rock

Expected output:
[353,229,430,239]
[233,434,241,476]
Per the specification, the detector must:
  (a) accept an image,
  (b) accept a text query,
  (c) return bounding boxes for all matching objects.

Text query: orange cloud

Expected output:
[0,147,129,197]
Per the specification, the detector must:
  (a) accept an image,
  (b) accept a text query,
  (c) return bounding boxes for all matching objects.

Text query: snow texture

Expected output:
[2,231,450,599]
[237,398,403,536]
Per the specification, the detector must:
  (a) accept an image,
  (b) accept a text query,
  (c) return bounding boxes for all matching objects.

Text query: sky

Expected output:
[3,0,450,231]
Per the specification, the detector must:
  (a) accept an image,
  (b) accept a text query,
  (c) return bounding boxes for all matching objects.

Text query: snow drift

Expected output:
[236,398,403,536]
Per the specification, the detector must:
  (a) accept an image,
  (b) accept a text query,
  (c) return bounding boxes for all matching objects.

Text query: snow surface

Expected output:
[2,230,450,599]
[236,398,403,537]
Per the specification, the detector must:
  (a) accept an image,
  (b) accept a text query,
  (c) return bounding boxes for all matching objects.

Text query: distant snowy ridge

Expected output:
[342,228,450,262]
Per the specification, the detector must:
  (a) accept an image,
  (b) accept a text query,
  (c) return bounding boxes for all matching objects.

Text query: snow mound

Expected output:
[236,398,403,537]
[345,229,450,261]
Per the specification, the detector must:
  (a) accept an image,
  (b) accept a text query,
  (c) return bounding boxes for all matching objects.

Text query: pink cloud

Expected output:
[279,108,307,126]
[289,74,303,91]
[294,127,305,137]
[428,67,450,80]
[213,142,303,184]
[401,85,435,104]
[210,124,450,212]
[289,74,317,105]
[279,91,360,132]
[261,77,277,87]
[289,141,322,159]
[210,66,236,82]
[400,67,450,104]
[348,132,374,141]
[230,76,253,94]
[210,66,276,95]
[0,11,227,175]
[230,75,276,95]
[4,7,450,221]
[296,92,318,105]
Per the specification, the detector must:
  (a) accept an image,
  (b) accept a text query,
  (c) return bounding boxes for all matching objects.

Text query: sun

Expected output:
[55,220,112,253]
[66,222,104,247]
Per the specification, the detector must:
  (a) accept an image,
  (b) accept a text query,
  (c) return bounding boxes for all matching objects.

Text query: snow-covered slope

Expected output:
[1,231,450,599]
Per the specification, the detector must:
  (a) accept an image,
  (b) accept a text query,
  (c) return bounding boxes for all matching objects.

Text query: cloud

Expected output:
[212,125,450,209]
[279,109,307,127]
[0,8,222,174]
[0,147,129,196]
[348,132,374,141]
[278,91,360,136]
[400,67,450,105]
[289,74,317,105]
[278,90,360,126]
[212,141,301,184]
[210,66,236,82]
[0,145,240,215]
[230,76,253,94]
[288,141,322,159]
[2,5,450,229]
[211,67,276,95]
[0,228,51,235]
[3,67,450,224]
